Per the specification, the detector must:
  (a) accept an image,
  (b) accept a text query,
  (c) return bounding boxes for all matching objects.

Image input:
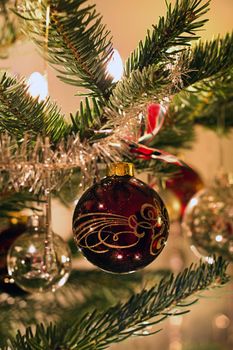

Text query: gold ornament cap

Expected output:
[107,162,134,177]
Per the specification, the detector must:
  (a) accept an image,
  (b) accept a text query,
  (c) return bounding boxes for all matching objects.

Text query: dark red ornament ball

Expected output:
[73,175,169,273]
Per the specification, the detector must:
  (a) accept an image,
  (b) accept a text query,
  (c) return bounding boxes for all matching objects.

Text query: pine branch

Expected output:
[165,68,233,137]
[0,72,104,143]
[0,73,70,141]
[0,0,22,58]
[0,268,168,348]
[107,32,233,154]
[150,98,195,150]
[125,0,210,76]
[70,96,105,140]
[182,32,233,87]
[109,63,171,111]
[151,69,233,151]
[0,191,41,218]
[18,0,114,99]
[5,257,229,349]
[193,70,233,131]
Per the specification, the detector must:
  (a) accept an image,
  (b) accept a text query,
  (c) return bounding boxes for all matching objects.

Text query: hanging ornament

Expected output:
[138,103,166,143]
[182,174,233,260]
[156,188,182,222]
[148,175,182,222]
[166,166,204,216]
[129,142,185,166]
[0,213,28,293]
[128,103,186,167]
[7,215,72,293]
[73,162,169,274]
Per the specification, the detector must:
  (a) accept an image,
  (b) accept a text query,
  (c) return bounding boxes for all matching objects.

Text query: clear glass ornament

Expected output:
[7,215,71,293]
[182,174,233,260]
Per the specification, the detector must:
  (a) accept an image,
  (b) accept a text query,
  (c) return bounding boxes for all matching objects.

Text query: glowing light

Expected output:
[134,253,141,260]
[215,234,223,242]
[10,218,18,225]
[61,255,69,263]
[157,216,162,226]
[28,244,36,254]
[189,197,198,208]
[205,256,214,264]
[106,49,123,82]
[116,253,123,260]
[214,314,230,329]
[27,72,48,102]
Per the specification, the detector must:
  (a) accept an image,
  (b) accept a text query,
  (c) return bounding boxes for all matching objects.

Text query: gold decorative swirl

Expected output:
[73,199,169,255]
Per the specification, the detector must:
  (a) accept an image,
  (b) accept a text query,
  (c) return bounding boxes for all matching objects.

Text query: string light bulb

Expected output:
[27,72,48,102]
[107,49,123,82]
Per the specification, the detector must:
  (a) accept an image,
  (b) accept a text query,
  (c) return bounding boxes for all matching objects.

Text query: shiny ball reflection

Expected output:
[7,230,71,293]
[73,175,170,274]
[182,182,233,260]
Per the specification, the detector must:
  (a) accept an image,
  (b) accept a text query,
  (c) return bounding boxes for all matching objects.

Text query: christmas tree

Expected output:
[0,0,232,348]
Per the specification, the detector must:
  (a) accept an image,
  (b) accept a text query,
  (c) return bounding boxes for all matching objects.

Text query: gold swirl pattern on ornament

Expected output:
[73,200,169,254]
[149,198,169,256]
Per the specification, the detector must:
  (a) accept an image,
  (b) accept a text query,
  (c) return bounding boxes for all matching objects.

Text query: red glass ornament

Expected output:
[138,103,166,143]
[166,166,204,216]
[73,163,169,273]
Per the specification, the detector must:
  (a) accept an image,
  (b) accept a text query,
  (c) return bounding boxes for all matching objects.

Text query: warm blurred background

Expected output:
[1,1,233,349]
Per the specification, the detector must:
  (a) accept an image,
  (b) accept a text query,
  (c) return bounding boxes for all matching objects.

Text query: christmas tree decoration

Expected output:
[0,0,233,347]
[129,142,186,166]
[106,48,124,83]
[7,215,72,293]
[27,72,48,102]
[0,133,94,194]
[138,103,166,143]
[148,176,182,222]
[166,166,204,216]
[0,214,27,286]
[0,0,22,58]
[182,175,233,260]
[157,188,182,222]
[73,162,169,273]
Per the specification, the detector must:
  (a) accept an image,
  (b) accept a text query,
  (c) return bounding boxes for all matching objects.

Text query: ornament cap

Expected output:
[107,162,134,177]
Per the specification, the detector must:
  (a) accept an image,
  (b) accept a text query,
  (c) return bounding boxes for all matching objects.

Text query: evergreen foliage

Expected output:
[17,0,114,99]
[182,33,233,87]
[1,257,229,349]
[0,0,232,347]
[0,73,70,141]
[0,268,169,347]
[0,0,21,58]
[0,192,41,218]
[125,0,210,75]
